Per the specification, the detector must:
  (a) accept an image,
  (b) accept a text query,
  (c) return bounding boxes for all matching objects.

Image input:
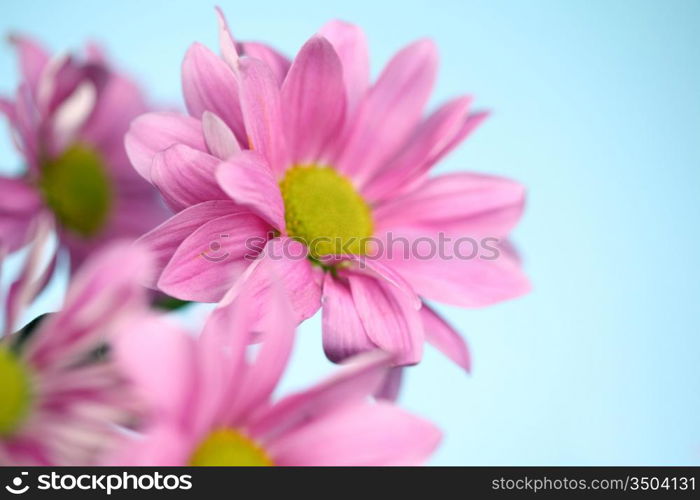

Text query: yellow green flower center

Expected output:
[0,345,33,436]
[39,144,113,237]
[189,428,273,466]
[279,165,373,258]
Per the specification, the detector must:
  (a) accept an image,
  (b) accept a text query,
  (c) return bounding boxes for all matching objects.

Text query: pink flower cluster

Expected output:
[0,9,529,466]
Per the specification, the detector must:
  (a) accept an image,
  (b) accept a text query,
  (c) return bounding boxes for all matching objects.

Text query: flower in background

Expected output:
[0,35,167,272]
[110,271,441,466]
[128,10,529,377]
[0,224,160,465]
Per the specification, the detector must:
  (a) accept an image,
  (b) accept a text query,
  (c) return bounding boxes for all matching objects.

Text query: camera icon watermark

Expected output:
[201,234,231,262]
[5,472,29,495]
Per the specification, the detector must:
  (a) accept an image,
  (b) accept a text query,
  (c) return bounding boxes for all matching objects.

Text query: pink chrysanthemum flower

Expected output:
[0,225,158,465]
[0,35,167,270]
[109,273,441,466]
[129,11,529,374]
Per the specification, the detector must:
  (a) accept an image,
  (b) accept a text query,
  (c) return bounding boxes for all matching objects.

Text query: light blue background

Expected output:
[1,0,699,465]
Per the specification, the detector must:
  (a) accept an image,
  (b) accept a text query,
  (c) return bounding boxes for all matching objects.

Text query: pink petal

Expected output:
[181,42,245,141]
[36,53,105,121]
[321,273,377,363]
[201,110,241,160]
[375,172,526,238]
[11,85,40,169]
[195,285,265,434]
[214,6,239,70]
[84,41,107,63]
[0,213,36,257]
[218,237,322,323]
[346,271,424,366]
[35,53,76,113]
[362,96,472,202]
[114,315,198,428]
[349,257,421,309]
[157,213,271,302]
[380,230,531,307]
[81,72,148,159]
[421,303,471,372]
[125,112,206,180]
[216,151,286,230]
[239,42,291,86]
[251,350,392,442]
[150,144,228,212]
[220,275,297,424]
[107,424,193,466]
[237,57,288,177]
[0,176,42,252]
[136,200,241,288]
[336,39,438,185]
[427,110,490,168]
[281,36,346,164]
[318,20,369,115]
[269,401,441,466]
[4,215,53,334]
[26,242,152,368]
[363,112,490,198]
[49,80,97,153]
[0,97,15,122]
[9,34,50,98]
[374,367,404,401]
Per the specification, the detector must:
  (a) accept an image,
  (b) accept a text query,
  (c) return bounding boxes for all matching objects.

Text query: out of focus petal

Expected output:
[82,73,148,159]
[107,424,193,466]
[269,402,441,466]
[114,315,198,427]
[251,350,392,442]
[220,273,297,424]
[25,242,152,368]
[9,34,50,98]
[0,177,43,252]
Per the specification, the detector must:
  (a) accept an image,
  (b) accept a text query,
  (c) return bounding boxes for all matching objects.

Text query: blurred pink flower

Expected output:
[128,11,529,372]
[0,226,161,465]
[109,274,441,466]
[0,36,167,271]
